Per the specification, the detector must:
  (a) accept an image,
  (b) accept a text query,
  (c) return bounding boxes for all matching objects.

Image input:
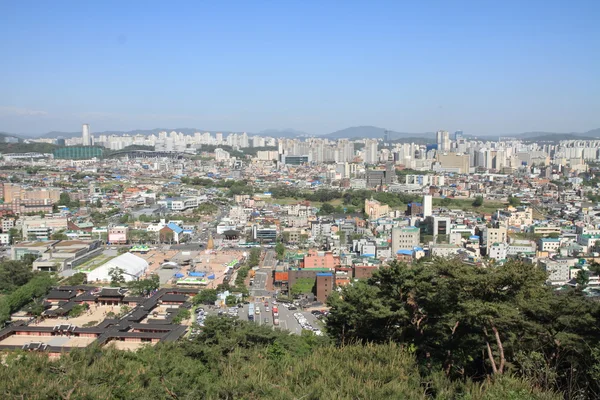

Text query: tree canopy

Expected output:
[0,316,559,399]
[326,259,600,397]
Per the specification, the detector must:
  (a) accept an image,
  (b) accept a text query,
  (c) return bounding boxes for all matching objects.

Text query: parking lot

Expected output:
[226,298,323,335]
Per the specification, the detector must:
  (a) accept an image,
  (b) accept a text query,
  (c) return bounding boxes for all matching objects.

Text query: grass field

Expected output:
[432,198,506,214]
[76,254,118,272]
[263,197,344,208]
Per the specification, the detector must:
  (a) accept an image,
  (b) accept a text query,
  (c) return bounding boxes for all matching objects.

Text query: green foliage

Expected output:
[0,317,559,399]
[235,266,250,286]
[318,202,335,215]
[248,248,261,267]
[0,272,56,326]
[0,142,57,154]
[508,195,522,207]
[128,275,160,296]
[473,195,484,207]
[225,295,238,306]
[275,242,286,260]
[326,259,600,397]
[172,308,191,324]
[195,202,218,215]
[0,259,34,294]
[291,277,315,297]
[58,192,80,209]
[68,303,89,317]
[193,289,218,305]
[108,267,126,286]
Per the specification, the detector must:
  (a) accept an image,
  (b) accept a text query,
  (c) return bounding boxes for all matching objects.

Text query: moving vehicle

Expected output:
[248,304,255,321]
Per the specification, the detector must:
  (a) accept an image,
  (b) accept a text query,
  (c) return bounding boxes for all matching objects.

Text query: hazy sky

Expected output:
[1,1,599,136]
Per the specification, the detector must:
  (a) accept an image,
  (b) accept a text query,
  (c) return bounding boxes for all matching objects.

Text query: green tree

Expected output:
[326,259,600,395]
[95,198,102,208]
[225,295,238,306]
[291,278,315,297]
[275,242,285,261]
[472,195,484,207]
[193,289,218,305]
[0,260,34,293]
[576,269,590,288]
[318,203,335,215]
[50,231,68,240]
[128,274,160,295]
[248,248,261,267]
[440,197,453,207]
[172,308,191,324]
[62,272,87,286]
[508,195,521,207]
[108,267,126,286]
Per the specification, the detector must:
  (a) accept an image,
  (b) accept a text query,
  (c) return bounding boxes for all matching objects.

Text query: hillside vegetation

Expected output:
[0,316,558,400]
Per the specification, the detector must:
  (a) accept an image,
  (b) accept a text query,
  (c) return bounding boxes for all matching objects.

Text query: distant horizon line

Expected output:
[3,125,600,139]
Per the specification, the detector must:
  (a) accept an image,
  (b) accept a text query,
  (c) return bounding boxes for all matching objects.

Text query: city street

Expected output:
[262,250,277,268]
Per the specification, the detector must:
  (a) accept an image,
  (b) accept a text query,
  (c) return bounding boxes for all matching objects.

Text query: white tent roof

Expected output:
[87,252,149,282]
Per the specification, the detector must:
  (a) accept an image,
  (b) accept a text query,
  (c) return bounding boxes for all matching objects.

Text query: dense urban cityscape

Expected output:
[0,123,599,397]
[2,1,599,398]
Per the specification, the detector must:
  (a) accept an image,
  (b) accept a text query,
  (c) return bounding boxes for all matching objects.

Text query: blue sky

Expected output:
[1,0,598,135]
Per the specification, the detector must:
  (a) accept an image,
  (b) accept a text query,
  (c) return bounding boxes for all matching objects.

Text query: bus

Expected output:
[248,304,255,321]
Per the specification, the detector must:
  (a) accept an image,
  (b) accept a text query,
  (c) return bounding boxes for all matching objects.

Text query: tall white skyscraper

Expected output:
[364,139,378,164]
[423,194,432,217]
[436,130,450,152]
[82,124,91,146]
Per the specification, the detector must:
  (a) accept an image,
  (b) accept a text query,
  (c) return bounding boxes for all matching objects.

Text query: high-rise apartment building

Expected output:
[364,139,378,164]
[82,124,91,146]
[436,130,450,153]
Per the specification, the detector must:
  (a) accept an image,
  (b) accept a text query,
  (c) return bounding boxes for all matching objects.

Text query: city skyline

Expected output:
[1,1,599,135]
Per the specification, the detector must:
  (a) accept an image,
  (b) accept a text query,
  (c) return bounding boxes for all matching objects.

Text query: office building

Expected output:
[391,226,420,253]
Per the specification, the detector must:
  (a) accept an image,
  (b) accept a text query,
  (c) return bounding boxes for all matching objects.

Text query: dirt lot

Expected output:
[107,341,155,351]
[136,248,246,288]
[0,335,95,347]
[35,305,122,327]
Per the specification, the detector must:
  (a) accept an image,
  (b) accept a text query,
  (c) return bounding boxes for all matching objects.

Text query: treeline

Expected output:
[269,186,421,210]
[327,259,600,398]
[0,316,558,399]
[0,273,56,326]
[0,142,57,154]
[180,177,254,196]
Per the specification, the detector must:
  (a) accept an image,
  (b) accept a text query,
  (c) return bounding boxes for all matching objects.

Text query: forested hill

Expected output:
[0,316,558,399]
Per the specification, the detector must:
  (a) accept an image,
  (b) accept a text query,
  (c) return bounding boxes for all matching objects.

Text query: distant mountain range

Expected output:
[322,126,600,141]
[2,126,600,141]
[323,126,436,140]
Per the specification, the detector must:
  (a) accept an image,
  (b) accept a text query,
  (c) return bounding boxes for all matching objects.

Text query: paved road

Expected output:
[251,269,270,298]
[262,250,277,269]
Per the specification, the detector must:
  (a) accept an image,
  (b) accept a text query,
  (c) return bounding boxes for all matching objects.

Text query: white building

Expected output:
[423,195,432,218]
[82,123,91,146]
[86,252,148,283]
